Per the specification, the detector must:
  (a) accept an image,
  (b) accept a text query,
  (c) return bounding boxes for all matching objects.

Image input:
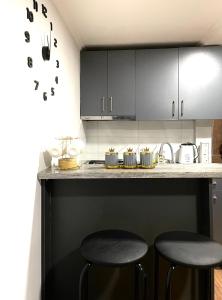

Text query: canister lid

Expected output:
[140,147,151,154]
[124,148,136,155]
[105,148,118,155]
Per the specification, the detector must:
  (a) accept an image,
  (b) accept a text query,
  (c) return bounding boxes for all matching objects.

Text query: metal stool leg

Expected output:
[143,271,148,300]
[79,262,92,300]
[135,263,147,300]
[154,250,159,300]
[135,264,140,300]
[165,265,176,300]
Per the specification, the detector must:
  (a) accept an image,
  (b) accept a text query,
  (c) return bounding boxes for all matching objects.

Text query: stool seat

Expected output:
[155,231,222,268]
[80,229,148,266]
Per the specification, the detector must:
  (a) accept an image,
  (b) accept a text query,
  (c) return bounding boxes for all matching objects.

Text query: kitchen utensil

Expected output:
[178,142,198,164]
[57,136,79,170]
[140,147,154,168]
[58,157,78,170]
[123,148,137,168]
[105,148,119,168]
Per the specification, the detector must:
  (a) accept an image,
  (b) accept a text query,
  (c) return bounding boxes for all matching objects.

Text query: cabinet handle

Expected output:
[213,195,217,204]
[181,100,184,117]
[101,96,105,112]
[172,101,175,117]
[109,96,113,112]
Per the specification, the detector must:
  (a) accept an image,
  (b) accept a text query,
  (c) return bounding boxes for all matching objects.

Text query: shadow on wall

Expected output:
[43,151,51,167]
[25,180,41,300]
[25,151,51,300]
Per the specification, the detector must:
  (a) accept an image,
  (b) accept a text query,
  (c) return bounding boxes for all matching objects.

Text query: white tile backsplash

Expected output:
[98,121,138,137]
[82,120,212,162]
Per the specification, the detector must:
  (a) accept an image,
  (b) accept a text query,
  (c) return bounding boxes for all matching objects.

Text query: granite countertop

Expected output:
[38,163,222,179]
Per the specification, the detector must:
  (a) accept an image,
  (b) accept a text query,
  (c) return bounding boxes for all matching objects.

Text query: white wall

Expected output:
[0,1,80,299]
[83,120,212,162]
[0,2,214,299]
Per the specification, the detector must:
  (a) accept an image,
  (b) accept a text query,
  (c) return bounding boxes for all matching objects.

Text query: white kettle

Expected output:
[178,142,198,164]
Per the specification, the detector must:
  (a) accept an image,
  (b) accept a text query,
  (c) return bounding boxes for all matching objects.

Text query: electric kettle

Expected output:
[178,142,198,164]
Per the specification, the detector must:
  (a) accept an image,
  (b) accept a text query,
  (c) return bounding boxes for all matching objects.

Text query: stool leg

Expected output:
[135,263,147,300]
[165,265,176,300]
[143,271,148,300]
[135,264,141,300]
[154,251,159,300]
[79,263,92,300]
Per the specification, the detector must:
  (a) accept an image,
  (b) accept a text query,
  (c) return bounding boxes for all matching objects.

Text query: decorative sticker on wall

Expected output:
[25,0,60,101]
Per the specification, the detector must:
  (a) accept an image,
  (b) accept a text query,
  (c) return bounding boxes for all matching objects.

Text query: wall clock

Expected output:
[25,0,60,101]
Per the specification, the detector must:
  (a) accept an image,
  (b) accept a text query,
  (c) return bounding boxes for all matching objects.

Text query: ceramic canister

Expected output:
[105,148,119,168]
[123,148,137,168]
[140,147,154,168]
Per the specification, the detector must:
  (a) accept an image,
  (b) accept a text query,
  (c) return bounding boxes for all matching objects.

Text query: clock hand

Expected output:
[42,34,50,61]
[50,29,52,51]
[49,23,52,51]
[47,35,50,49]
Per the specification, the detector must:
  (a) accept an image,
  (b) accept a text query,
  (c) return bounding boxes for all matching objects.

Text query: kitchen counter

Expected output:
[39,163,222,300]
[38,163,222,179]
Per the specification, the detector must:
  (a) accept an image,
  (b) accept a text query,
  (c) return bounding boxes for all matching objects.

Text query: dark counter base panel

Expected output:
[41,178,216,300]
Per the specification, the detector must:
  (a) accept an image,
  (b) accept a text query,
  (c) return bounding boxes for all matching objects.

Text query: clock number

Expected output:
[51,88,55,96]
[55,76,58,84]
[26,8,34,22]
[33,0,38,12]
[43,92,47,101]
[50,22,53,31]
[54,38,57,47]
[56,60,59,68]
[27,57,33,68]
[24,31,30,43]
[42,4,47,18]
[34,80,39,90]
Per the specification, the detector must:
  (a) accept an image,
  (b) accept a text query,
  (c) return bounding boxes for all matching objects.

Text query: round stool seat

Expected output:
[155,231,222,268]
[80,229,148,266]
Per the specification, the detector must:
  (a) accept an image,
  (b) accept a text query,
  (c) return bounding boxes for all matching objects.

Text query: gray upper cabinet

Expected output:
[81,50,135,118]
[81,46,222,120]
[179,46,222,119]
[80,51,107,116]
[136,49,179,120]
[108,50,135,116]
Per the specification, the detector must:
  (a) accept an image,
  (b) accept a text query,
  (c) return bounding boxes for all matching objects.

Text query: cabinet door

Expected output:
[212,179,222,244]
[80,51,107,116]
[136,49,178,120]
[107,50,135,117]
[179,46,222,119]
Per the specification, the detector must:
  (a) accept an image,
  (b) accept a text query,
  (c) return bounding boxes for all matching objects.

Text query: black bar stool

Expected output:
[154,231,222,300]
[79,229,148,300]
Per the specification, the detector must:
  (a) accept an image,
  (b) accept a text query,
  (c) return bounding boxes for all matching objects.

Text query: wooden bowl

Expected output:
[58,158,78,170]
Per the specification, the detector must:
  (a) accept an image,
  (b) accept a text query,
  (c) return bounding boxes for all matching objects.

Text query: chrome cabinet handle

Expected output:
[101,96,105,112]
[109,96,113,112]
[181,100,184,117]
[172,101,175,117]
[213,195,217,204]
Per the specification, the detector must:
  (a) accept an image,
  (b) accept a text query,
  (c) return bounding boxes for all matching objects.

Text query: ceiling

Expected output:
[51,0,222,48]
